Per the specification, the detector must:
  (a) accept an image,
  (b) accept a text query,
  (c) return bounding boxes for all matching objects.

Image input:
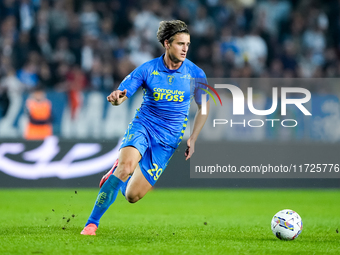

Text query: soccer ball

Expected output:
[271,209,303,240]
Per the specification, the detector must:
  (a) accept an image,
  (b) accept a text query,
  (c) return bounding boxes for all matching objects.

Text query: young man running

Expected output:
[81,20,210,235]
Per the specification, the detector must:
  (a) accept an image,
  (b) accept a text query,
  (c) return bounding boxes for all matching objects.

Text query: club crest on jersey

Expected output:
[167,75,175,85]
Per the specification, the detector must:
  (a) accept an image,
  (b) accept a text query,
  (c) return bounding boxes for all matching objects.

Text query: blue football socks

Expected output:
[120,175,131,198]
[85,175,124,227]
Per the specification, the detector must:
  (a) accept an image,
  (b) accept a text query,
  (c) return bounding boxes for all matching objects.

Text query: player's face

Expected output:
[167,33,190,63]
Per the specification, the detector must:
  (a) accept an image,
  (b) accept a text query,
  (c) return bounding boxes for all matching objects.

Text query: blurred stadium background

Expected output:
[0,0,340,188]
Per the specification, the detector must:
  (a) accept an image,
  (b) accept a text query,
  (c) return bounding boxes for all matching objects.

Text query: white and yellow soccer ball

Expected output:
[271,209,303,240]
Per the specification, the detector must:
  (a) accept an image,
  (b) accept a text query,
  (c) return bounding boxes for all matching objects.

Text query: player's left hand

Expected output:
[185,138,195,160]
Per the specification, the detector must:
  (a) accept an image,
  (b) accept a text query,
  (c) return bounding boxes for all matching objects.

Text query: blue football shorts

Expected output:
[120,120,176,186]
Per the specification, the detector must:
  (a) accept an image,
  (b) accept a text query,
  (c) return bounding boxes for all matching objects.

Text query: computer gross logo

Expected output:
[199,84,312,128]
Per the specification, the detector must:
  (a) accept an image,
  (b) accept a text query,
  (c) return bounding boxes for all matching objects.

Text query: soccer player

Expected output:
[81,20,210,235]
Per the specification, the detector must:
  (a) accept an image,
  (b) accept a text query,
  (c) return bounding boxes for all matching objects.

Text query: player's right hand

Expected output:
[107,89,127,105]
[185,138,195,160]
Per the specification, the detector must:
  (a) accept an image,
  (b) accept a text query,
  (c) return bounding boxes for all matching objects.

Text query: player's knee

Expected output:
[126,194,141,203]
[116,161,135,179]
[125,190,143,203]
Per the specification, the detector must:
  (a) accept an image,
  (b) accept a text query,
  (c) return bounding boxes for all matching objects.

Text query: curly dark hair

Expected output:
[157,20,189,47]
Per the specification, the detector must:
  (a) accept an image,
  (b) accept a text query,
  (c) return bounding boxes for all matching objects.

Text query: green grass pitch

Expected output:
[0,189,339,255]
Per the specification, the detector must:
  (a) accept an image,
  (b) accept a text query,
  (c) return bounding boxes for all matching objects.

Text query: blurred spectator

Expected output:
[116,57,135,82]
[180,0,200,23]
[280,40,298,72]
[34,9,49,39]
[53,62,70,90]
[66,65,87,119]
[0,0,18,23]
[302,23,326,66]
[1,36,14,59]
[80,35,95,72]
[52,37,76,65]
[16,60,38,90]
[38,62,54,89]
[11,32,33,69]
[98,17,119,54]
[323,48,338,77]
[18,0,35,32]
[79,1,100,37]
[0,84,10,118]
[49,0,69,39]
[88,57,103,90]
[0,15,18,45]
[298,50,317,78]
[0,67,24,94]
[129,43,154,67]
[283,12,304,54]
[191,5,215,39]
[270,58,284,78]
[208,0,232,31]
[242,27,268,74]
[36,33,53,61]
[0,0,339,93]
[255,0,291,36]
[133,1,162,46]
[0,55,12,77]
[102,62,115,92]
[62,14,82,62]
[24,87,53,140]
[219,27,243,68]
[88,58,115,92]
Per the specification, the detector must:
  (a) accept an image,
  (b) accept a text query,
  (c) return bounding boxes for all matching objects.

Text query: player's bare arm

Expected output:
[185,100,210,160]
[107,89,128,105]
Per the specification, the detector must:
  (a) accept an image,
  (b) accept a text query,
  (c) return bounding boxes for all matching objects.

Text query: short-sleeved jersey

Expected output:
[118,54,207,148]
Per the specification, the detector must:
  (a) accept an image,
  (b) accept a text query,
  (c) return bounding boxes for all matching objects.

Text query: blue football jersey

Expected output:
[118,54,208,148]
